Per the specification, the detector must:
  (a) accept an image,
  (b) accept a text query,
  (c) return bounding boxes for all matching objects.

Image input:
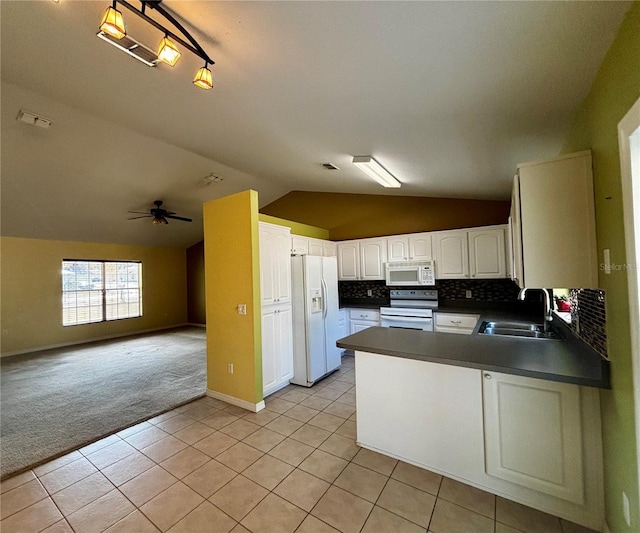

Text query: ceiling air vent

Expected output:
[97,31,160,67]
[322,163,340,170]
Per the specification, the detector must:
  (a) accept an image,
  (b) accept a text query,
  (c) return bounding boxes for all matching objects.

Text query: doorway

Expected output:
[619,95,640,495]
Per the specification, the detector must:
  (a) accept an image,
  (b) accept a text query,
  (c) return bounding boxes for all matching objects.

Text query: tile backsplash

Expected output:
[569,288,608,358]
[338,279,520,302]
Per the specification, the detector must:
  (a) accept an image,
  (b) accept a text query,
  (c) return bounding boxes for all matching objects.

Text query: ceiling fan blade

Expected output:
[128,210,151,215]
[128,215,153,220]
[165,215,193,222]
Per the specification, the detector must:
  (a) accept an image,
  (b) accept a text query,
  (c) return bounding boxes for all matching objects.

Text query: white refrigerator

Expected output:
[290,255,342,387]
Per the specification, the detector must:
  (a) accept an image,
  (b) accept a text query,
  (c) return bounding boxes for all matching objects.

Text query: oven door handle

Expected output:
[381,316,432,323]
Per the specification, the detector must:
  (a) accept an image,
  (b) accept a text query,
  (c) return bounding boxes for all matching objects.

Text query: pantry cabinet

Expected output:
[259,222,294,396]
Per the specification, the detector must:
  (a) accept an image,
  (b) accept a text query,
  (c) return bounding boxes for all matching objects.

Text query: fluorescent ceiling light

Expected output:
[352,156,401,188]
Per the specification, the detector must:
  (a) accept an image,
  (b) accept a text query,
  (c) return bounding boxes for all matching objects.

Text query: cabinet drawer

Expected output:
[349,309,380,321]
[435,313,479,329]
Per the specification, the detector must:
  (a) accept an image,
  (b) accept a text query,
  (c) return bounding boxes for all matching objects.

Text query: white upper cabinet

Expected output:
[337,238,387,280]
[387,233,432,262]
[291,236,309,255]
[360,238,388,279]
[514,150,597,288]
[322,241,337,257]
[468,226,506,279]
[433,230,469,279]
[409,233,433,261]
[387,236,409,262]
[308,239,324,256]
[337,241,360,280]
[259,222,292,306]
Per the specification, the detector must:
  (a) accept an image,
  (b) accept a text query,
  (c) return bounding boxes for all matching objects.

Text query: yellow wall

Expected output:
[260,191,510,240]
[203,190,262,404]
[186,241,205,324]
[561,3,640,531]
[0,236,187,355]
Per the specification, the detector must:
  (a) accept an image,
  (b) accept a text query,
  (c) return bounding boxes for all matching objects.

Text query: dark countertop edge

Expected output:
[337,341,609,389]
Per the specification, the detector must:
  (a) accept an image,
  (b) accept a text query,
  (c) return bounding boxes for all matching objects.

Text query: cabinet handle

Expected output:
[451,320,462,324]
[484,373,491,379]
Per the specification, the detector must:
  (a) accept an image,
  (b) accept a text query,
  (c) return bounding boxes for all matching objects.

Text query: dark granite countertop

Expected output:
[337,314,609,389]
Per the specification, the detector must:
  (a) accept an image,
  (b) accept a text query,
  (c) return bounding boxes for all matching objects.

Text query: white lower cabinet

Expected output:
[482,371,584,504]
[349,308,380,333]
[262,305,293,396]
[433,312,479,334]
[355,351,604,531]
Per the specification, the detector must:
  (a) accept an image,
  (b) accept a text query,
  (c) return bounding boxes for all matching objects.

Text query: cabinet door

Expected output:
[409,233,433,261]
[291,236,309,255]
[337,242,360,280]
[468,227,506,279]
[518,151,597,288]
[308,239,324,256]
[323,241,337,257]
[277,306,294,382]
[259,225,276,306]
[350,320,377,334]
[510,177,524,287]
[261,308,278,394]
[433,231,469,279]
[360,239,388,280]
[387,237,409,261]
[483,371,584,504]
[275,230,292,304]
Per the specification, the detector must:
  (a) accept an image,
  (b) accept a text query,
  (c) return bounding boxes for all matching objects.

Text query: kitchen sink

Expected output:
[478,321,561,340]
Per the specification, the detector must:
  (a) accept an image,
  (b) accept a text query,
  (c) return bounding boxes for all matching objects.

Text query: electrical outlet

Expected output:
[466,290,473,299]
[227,363,234,374]
[237,304,246,315]
[367,289,373,297]
[623,491,631,526]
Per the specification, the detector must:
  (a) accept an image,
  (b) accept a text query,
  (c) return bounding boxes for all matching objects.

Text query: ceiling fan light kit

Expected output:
[128,200,192,225]
[97,0,215,90]
[352,156,401,188]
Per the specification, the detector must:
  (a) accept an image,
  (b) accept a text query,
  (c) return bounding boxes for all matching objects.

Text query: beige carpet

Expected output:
[0,326,206,479]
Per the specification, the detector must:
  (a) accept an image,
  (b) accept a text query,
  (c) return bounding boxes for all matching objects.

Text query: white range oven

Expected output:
[380,289,438,331]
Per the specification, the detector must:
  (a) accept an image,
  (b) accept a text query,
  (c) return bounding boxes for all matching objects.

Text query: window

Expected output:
[62,260,142,326]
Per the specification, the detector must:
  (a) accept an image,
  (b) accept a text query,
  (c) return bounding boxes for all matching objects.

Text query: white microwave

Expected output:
[385,260,436,286]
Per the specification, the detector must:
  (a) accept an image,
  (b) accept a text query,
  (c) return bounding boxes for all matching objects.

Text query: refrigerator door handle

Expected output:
[321,278,327,318]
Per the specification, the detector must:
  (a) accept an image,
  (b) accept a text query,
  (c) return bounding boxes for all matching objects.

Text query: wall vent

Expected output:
[97,31,159,67]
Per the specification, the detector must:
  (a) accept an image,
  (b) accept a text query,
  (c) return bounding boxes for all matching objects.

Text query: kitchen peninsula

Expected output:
[337,321,609,531]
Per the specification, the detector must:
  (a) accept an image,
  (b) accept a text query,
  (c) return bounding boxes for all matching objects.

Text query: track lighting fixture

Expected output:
[97,0,215,90]
[157,35,181,66]
[193,62,213,90]
[99,3,126,40]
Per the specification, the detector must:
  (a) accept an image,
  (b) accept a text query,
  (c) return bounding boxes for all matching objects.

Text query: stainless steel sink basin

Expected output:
[478,321,561,340]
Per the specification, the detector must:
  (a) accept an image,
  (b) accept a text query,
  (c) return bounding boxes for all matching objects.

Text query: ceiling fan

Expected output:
[128,200,192,225]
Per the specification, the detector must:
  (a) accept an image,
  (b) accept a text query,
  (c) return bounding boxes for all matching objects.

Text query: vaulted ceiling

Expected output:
[0,1,631,247]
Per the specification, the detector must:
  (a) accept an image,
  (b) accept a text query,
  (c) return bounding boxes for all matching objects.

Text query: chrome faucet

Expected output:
[518,288,553,332]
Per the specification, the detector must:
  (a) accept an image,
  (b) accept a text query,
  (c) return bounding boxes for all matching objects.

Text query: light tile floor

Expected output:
[1,355,598,533]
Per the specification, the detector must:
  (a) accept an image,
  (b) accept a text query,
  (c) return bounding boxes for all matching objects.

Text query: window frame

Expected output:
[62,259,143,326]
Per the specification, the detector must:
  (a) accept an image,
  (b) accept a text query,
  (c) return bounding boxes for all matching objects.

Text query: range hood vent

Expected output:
[97,31,159,67]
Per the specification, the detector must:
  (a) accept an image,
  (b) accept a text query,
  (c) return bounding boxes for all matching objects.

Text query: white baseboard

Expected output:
[0,323,193,358]
[206,389,265,413]
[187,323,206,328]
